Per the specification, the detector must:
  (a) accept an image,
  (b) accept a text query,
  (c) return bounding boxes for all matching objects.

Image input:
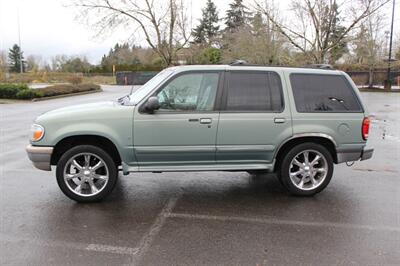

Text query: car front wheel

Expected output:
[279,143,333,196]
[56,145,118,202]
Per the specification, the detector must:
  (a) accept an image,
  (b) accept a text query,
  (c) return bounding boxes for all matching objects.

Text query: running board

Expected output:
[122,162,275,174]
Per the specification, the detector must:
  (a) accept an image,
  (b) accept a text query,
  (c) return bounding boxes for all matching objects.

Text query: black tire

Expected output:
[278,142,334,196]
[56,145,118,202]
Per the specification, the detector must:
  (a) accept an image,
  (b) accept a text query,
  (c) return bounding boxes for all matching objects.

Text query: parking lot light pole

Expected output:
[385,0,396,90]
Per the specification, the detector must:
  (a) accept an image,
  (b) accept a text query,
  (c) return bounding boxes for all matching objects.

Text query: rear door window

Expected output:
[290,74,363,113]
[224,71,283,112]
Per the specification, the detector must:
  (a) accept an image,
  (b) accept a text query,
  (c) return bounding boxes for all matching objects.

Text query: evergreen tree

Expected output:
[225,0,251,32]
[100,42,141,69]
[8,44,25,73]
[192,0,219,44]
[322,3,348,64]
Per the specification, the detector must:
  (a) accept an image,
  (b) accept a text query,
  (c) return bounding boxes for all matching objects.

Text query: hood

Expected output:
[43,101,115,116]
[35,101,124,124]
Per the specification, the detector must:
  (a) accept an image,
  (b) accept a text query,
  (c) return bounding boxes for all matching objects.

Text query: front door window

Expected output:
[157,73,219,111]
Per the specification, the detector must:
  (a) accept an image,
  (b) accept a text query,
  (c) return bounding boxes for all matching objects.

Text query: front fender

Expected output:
[32,105,135,165]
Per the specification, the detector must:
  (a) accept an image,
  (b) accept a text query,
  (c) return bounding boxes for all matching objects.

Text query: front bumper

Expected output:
[26,145,53,171]
[336,145,374,163]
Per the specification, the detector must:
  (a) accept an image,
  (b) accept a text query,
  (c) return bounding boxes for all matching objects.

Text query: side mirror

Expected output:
[143,96,160,113]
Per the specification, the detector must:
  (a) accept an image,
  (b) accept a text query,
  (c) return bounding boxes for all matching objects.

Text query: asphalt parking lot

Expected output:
[0,86,399,265]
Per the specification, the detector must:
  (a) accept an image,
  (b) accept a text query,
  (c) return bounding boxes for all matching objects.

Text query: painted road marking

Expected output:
[0,233,138,255]
[131,195,180,265]
[167,213,400,233]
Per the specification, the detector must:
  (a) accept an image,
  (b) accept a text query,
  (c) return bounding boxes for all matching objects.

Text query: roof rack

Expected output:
[304,64,334,70]
[229,60,247,66]
[229,60,256,66]
[228,60,335,70]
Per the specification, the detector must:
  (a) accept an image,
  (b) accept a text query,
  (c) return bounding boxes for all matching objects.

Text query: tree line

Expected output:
[1,0,399,77]
[70,0,398,67]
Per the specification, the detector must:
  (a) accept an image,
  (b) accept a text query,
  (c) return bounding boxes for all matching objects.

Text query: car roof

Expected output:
[169,64,342,75]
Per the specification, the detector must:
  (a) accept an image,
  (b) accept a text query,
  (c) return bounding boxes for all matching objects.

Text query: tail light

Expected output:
[362,117,370,140]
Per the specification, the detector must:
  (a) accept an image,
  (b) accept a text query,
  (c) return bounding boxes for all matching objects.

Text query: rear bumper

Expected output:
[336,145,374,163]
[26,145,53,171]
[360,148,374,161]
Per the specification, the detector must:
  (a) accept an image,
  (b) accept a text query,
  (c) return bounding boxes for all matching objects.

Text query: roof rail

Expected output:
[228,61,335,70]
[229,60,253,66]
[230,60,247,66]
[304,64,334,70]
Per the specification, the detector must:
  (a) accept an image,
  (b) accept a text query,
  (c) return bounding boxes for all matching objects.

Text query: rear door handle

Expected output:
[199,118,212,124]
[274,118,286,124]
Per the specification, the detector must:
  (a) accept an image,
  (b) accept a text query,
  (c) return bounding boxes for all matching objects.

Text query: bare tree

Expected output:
[255,0,390,63]
[353,0,386,87]
[222,11,289,65]
[0,50,8,80]
[71,0,191,66]
[0,50,7,72]
[26,55,44,72]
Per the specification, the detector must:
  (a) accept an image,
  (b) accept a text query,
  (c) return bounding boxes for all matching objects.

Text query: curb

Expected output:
[359,88,400,93]
[31,89,102,102]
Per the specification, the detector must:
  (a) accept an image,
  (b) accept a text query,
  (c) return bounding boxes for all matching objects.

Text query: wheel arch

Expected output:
[274,134,337,172]
[51,135,122,166]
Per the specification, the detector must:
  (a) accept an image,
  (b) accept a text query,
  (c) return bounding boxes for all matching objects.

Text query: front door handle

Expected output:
[274,118,286,124]
[199,118,212,124]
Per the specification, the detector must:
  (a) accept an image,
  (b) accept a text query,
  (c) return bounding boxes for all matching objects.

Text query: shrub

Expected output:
[0,83,100,99]
[198,48,221,64]
[0,83,29,98]
[15,89,43,99]
[37,84,100,97]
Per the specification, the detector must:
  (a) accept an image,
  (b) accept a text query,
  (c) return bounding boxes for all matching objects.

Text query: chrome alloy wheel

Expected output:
[289,150,328,191]
[63,153,109,197]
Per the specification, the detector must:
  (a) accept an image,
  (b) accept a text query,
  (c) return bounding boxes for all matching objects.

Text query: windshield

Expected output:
[129,69,175,105]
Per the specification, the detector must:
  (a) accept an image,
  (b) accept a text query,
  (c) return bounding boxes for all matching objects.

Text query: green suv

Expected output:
[26,64,373,202]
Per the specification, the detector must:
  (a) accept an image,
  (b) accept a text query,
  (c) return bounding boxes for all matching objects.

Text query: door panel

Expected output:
[133,113,219,166]
[133,71,221,167]
[216,70,292,165]
[216,113,292,163]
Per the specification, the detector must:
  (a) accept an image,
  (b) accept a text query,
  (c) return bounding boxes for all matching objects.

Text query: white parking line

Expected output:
[167,213,400,233]
[0,196,180,265]
[86,243,138,255]
[131,195,180,266]
[0,233,138,255]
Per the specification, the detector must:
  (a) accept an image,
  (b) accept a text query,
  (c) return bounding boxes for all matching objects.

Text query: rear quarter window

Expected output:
[290,73,363,113]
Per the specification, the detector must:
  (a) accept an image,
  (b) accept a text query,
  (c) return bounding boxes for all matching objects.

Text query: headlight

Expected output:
[31,124,45,142]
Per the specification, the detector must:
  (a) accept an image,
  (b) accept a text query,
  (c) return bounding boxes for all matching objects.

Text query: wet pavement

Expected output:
[0,86,399,265]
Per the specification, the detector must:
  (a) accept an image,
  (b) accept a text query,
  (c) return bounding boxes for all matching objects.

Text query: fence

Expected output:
[346,71,400,88]
[115,71,159,85]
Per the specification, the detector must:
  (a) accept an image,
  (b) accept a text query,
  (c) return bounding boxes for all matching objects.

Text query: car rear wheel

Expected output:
[279,143,333,196]
[56,145,118,202]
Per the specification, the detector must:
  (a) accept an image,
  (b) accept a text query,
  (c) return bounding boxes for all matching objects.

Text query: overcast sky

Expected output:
[0,0,398,65]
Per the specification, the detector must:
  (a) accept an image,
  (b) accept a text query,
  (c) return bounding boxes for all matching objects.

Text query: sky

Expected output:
[0,0,232,64]
[0,0,398,65]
